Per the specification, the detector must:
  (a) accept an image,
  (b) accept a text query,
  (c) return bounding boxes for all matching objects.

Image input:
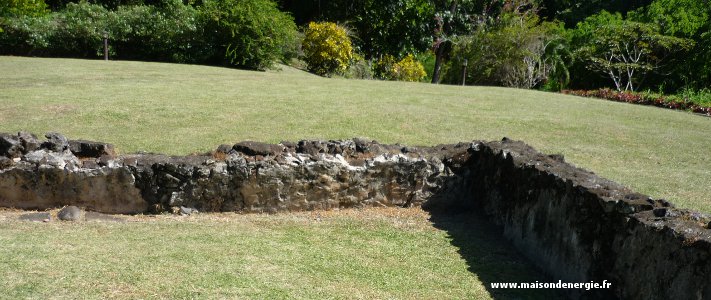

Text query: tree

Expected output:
[575,13,693,91]
[430,0,488,83]
[629,0,709,37]
[342,0,434,58]
[444,11,568,89]
[629,0,711,90]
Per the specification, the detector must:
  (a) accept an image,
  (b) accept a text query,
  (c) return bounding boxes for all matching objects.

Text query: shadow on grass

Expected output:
[426,207,567,300]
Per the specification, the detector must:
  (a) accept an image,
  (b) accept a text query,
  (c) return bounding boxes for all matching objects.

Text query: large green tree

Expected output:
[444,11,568,88]
[574,11,693,92]
[629,0,711,90]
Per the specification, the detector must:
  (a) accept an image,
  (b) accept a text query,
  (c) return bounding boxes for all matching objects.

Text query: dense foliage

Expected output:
[443,12,568,88]
[0,0,297,69]
[0,0,709,93]
[573,12,693,92]
[0,0,48,18]
[279,0,435,59]
[201,0,298,70]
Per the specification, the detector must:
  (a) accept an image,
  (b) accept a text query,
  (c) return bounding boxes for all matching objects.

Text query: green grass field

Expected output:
[1,56,709,212]
[0,208,562,299]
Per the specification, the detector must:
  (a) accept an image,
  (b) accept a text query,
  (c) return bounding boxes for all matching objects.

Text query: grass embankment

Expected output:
[0,208,561,299]
[0,56,708,212]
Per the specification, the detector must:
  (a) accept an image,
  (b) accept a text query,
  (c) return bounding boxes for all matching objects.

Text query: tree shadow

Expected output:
[425,206,567,300]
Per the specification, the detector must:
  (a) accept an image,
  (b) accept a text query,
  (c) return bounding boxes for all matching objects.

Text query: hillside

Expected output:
[1,56,709,212]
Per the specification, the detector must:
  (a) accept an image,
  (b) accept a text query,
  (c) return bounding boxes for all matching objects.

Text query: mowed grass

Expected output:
[0,208,562,300]
[1,56,709,212]
[1,56,706,299]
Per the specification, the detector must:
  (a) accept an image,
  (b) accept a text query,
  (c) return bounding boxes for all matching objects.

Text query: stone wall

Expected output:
[1,132,710,299]
[459,139,711,300]
[0,132,467,214]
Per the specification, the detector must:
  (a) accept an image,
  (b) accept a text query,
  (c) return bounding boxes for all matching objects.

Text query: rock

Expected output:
[233,141,283,156]
[0,133,23,158]
[82,159,99,168]
[0,156,13,169]
[280,141,297,151]
[652,207,680,218]
[353,138,371,153]
[401,146,415,154]
[18,131,40,153]
[296,140,325,156]
[69,140,116,158]
[179,206,198,216]
[23,149,80,169]
[57,206,82,221]
[98,155,116,167]
[215,144,233,154]
[42,132,69,152]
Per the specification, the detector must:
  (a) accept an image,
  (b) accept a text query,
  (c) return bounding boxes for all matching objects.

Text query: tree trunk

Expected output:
[431,0,459,84]
[431,45,445,84]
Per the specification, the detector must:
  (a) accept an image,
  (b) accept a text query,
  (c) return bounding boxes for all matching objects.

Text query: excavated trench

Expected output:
[1,132,710,300]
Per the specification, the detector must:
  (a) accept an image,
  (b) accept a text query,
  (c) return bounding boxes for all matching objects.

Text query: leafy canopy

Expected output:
[574,11,693,91]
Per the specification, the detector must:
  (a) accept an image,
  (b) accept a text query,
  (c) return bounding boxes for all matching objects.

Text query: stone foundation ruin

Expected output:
[1,132,710,299]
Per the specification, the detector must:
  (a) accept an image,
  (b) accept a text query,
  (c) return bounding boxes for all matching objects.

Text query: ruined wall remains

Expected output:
[460,139,711,300]
[0,132,468,214]
[1,132,710,300]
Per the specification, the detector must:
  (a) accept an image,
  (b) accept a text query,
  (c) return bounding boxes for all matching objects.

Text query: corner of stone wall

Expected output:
[461,138,711,300]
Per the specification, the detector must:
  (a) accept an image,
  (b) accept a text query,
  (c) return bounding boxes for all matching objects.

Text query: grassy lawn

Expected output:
[0,56,709,212]
[0,208,561,299]
[0,56,708,298]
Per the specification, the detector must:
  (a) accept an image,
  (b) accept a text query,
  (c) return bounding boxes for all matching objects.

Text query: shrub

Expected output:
[302,21,353,76]
[415,51,435,82]
[562,88,711,116]
[373,54,426,82]
[373,54,397,80]
[200,0,298,70]
[0,0,47,18]
[108,1,200,62]
[0,1,109,57]
[391,54,426,82]
[48,1,110,57]
[0,14,54,55]
[0,0,296,68]
[343,53,373,80]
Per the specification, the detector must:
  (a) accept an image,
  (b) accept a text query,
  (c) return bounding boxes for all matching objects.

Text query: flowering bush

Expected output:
[562,89,711,116]
[374,54,426,82]
[392,54,426,82]
[302,22,353,76]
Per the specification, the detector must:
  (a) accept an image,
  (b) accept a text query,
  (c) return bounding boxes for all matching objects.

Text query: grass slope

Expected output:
[1,56,709,212]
